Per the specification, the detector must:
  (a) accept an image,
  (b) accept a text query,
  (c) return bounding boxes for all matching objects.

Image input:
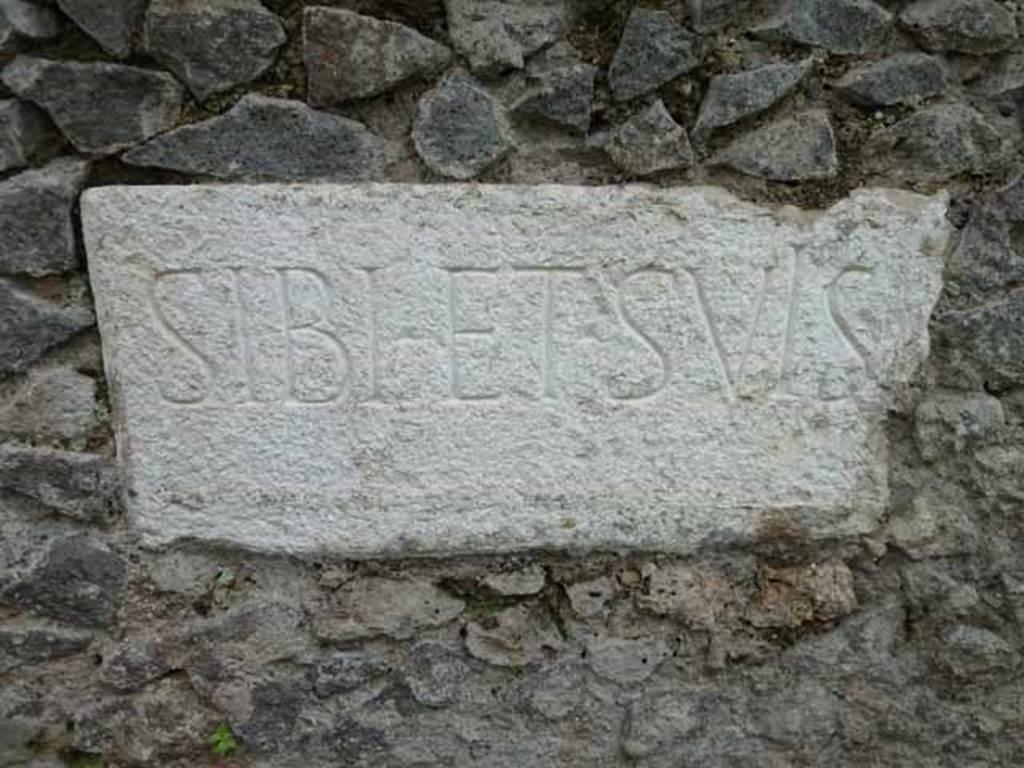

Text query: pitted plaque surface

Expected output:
[82,185,949,556]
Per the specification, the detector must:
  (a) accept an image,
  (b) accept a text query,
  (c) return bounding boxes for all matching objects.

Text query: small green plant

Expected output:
[206,721,240,760]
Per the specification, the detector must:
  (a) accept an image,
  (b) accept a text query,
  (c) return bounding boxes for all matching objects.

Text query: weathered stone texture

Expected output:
[899,0,1018,54]
[837,53,949,107]
[712,109,838,180]
[693,59,811,138]
[512,62,595,134]
[0,157,89,276]
[143,0,286,102]
[0,99,57,172]
[0,366,100,447]
[0,0,60,53]
[753,0,892,55]
[56,0,147,58]
[605,99,693,176]
[412,73,508,178]
[0,280,92,374]
[82,185,947,556]
[122,94,399,181]
[0,445,116,523]
[608,7,698,102]
[1,56,184,154]
[304,7,451,105]
[445,0,565,76]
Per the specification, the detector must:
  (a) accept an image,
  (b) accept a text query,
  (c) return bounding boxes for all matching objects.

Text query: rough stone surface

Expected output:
[465,604,562,666]
[143,0,285,102]
[0,365,100,447]
[0,280,92,374]
[866,103,1013,182]
[748,559,858,628]
[934,292,1024,392]
[585,636,670,684]
[836,53,949,108]
[899,0,1018,55]
[445,0,565,76]
[81,184,948,556]
[0,445,117,523]
[55,0,147,58]
[0,99,57,172]
[914,391,1004,461]
[692,0,756,32]
[566,576,617,618]
[122,94,399,181]
[0,0,60,53]
[304,7,451,105]
[1,56,184,155]
[311,578,464,641]
[753,0,892,55]
[693,59,811,138]
[512,62,595,134]
[712,109,838,181]
[0,628,92,673]
[481,564,546,595]
[608,7,698,102]
[605,99,693,176]
[412,73,508,178]
[4,536,126,627]
[0,157,89,276]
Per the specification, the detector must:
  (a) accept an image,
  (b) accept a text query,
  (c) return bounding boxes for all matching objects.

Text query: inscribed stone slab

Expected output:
[81,185,949,556]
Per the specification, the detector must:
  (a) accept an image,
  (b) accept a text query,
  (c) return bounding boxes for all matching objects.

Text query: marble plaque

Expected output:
[82,185,949,556]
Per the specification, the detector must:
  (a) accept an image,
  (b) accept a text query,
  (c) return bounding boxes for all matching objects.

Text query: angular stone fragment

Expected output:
[1,56,184,155]
[866,103,1013,182]
[310,651,392,697]
[0,628,92,673]
[605,99,693,176]
[144,0,286,102]
[512,62,595,134]
[693,59,811,138]
[100,640,173,691]
[0,366,99,447]
[585,636,670,684]
[899,0,1017,55]
[81,184,949,556]
[445,0,565,76]
[0,445,118,523]
[609,7,698,102]
[753,0,892,55]
[312,578,464,641]
[945,201,1024,302]
[304,7,451,105]
[0,0,60,53]
[886,483,978,559]
[836,53,948,108]
[749,559,857,628]
[0,99,57,172]
[940,624,1017,679]
[56,0,147,58]
[481,564,546,595]
[465,605,562,666]
[934,292,1024,391]
[5,536,126,627]
[122,94,398,181]
[403,640,470,707]
[0,280,92,374]
[691,0,756,32]
[0,157,89,276]
[412,73,508,178]
[638,563,737,628]
[712,109,837,181]
[565,576,617,618]
[914,391,1004,461]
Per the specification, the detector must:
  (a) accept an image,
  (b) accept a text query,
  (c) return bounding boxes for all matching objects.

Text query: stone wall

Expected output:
[1,0,1023,766]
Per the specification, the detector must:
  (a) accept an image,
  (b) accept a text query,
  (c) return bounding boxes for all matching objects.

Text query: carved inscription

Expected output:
[145,257,878,406]
[81,184,949,557]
